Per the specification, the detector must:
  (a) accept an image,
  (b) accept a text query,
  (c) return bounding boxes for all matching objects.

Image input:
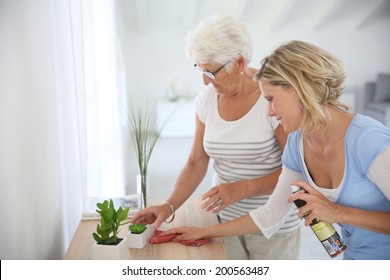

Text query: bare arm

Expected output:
[338,207,390,235]
[166,115,210,210]
[132,114,209,228]
[165,214,260,241]
[274,123,287,150]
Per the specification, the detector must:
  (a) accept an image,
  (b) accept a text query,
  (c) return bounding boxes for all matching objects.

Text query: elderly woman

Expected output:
[132,16,301,260]
[163,40,390,260]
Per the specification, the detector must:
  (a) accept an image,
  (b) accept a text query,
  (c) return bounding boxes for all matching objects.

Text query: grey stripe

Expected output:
[205,138,280,147]
[216,157,282,168]
[222,163,281,170]
[214,163,281,177]
[215,167,280,181]
[206,145,282,159]
[205,144,281,155]
[205,146,277,152]
[205,139,277,146]
[227,159,282,166]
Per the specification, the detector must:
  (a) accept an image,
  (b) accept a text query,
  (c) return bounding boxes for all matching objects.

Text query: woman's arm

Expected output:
[166,115,210,209]
[338,146,390,234]
[166,214,259,241]
[337,207,390,235]
[132,115,210,228]
[166,166,303,240]
[368,146,390,199]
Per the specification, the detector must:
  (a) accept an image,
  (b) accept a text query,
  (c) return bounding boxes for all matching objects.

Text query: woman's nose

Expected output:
[268,103,276,117]
[202,75,213,85]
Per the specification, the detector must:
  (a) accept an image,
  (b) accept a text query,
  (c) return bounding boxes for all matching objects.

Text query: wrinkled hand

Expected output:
[201,182,246,213]
[288,181,340,226]
[162,226,207,241]
[131,203,172,230]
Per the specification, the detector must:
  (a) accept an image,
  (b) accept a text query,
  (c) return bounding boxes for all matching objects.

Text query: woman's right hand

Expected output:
[131,203,173,230]
[162,226,208,241]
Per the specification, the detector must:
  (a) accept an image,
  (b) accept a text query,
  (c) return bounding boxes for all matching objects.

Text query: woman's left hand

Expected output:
[201,182,246,213]
[288,181,341,225]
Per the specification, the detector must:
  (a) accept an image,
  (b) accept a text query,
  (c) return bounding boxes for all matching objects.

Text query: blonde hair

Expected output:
[255,40,349,133]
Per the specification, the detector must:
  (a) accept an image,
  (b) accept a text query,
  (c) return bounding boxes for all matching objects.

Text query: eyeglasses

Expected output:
[194,62,229,80]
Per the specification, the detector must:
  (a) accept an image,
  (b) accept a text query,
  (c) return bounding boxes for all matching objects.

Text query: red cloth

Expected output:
[149,230,209,247]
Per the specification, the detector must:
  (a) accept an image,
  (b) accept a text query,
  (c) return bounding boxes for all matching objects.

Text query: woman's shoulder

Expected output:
[282,130,303,172]
[196,84,216,104]
[351,114,389,131]
[347,114,390,169]
[195,85,217,123]
[348,114,390,143]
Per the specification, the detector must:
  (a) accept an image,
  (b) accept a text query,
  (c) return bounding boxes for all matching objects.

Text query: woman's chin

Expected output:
[281,123,292,134]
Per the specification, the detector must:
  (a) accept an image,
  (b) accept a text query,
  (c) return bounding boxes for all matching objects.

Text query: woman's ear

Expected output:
[237,55,246,71]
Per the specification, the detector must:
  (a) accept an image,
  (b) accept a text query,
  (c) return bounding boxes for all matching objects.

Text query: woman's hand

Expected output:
[162,226,208,241]
[288,181,341,225]
[131,203,173,230]
[201,182,246,213]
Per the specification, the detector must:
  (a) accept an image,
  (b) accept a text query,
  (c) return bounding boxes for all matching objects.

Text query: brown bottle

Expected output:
[291,186,346,258]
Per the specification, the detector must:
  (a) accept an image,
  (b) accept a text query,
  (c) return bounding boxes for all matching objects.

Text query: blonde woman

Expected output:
[132,16,301,260]
[164,41,390,260]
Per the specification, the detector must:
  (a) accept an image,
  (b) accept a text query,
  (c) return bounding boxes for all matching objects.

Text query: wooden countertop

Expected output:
[64,199,226,260]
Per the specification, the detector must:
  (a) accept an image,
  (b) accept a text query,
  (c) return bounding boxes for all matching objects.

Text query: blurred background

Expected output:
[0,0,389,259]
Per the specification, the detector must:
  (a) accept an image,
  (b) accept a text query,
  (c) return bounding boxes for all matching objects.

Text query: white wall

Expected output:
[117,14,390,198]
[118,18,390,109]
[0,0,83,259]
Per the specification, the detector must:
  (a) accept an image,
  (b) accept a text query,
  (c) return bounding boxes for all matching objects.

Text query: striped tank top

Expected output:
[196,85,299,233]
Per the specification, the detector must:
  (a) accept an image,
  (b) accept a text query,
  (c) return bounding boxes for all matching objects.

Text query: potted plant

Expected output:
[127,223,154,249]
[91,199,131,259]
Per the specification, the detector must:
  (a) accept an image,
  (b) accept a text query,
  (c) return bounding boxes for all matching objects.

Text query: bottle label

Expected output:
[311,222,336,241]
[321,231,347,257]
[322,239,337,255]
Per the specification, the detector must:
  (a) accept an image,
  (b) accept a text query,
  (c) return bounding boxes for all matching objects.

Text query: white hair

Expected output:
[186,15,253,70]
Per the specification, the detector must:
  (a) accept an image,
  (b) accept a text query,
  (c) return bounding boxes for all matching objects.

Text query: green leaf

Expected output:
[91,199,131,245]
[129,224,147,234]
[92,233,101,243]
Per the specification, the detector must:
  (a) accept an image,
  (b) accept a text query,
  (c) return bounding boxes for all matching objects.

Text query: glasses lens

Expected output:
[194,64,216,80]
[203,72,215,80]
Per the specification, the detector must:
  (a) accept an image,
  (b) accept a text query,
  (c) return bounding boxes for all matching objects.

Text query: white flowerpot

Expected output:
[128,226,154,249]
[92,237,129,260]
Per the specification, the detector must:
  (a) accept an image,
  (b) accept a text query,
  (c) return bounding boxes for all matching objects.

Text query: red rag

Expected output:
[149,230,178,244]
[149,230,209,247]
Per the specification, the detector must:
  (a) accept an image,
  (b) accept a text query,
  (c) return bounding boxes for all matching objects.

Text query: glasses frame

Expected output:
[194,62,229,80]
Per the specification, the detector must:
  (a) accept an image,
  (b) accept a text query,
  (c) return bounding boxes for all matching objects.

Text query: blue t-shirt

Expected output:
[283,114,390,260]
